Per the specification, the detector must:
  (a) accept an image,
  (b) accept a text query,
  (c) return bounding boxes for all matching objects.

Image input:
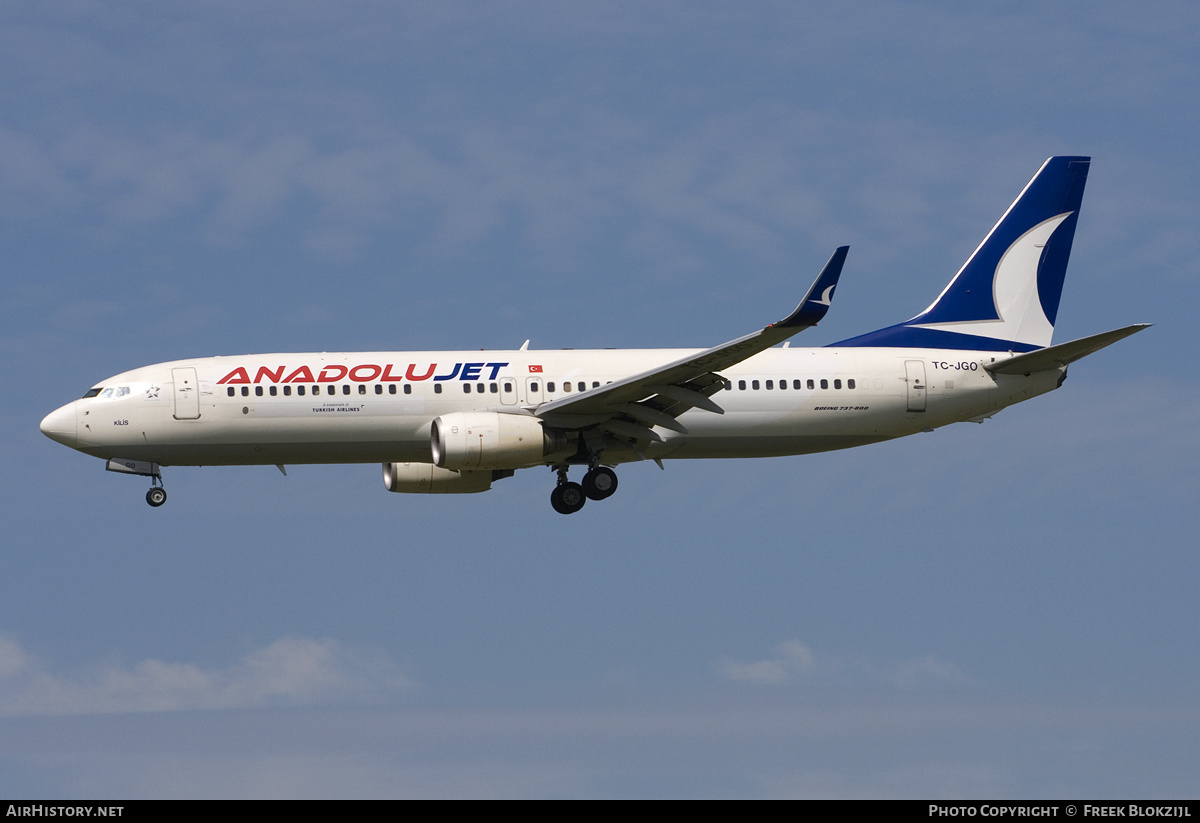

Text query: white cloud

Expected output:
[0,635,411,717]
[717,639,969,690]
[717,639,818,686]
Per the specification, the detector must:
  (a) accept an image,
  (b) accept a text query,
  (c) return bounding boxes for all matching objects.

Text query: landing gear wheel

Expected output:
[146,487,167,507]
[550,481,586,515]
[582,467,618,500]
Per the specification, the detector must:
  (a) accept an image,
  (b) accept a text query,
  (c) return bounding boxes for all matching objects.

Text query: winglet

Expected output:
[776,246,848,328]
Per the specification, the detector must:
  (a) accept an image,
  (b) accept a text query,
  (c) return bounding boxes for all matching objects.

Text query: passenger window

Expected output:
[848,379,856,389]
[738,380,746,390]
[434,384,442,394]
[765,380,773,390]
[723,380,732,391]
[284,386,292,396]
[463,384,472,394]
[375,384,382,395]
[820,379,828,389]
[400,385,408,395]
[530,381,539,392]
[342,385,350,395]
[255,386,263,397]
[547,382,556,393]
[834,379,842,389]
[752,380,760,390]
[359,384,366,395]
[793,379,801,390]
[241,386,249,397]
[227,387,235,397]
[504,382,513,393]
[298,386,306,396]
[593,382,600,388]
[269,386,277,396]
[490,383,498,393]
[807,379,815,389]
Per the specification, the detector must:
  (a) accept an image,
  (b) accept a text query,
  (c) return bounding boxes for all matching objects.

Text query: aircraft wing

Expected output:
[535,247,848,439]
[984,324,1149,375]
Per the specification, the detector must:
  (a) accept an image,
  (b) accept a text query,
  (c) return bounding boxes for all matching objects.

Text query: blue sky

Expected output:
[2,1,1198,797]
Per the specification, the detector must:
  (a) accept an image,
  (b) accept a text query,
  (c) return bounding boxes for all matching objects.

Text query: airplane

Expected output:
[40,156,1147,514]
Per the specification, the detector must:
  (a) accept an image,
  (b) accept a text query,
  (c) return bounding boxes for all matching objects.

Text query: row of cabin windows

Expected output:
[530,381,602,393]
[226,380,607,398]
[228,383,493,397]
[226,377,856,399]
[728,378,856,391]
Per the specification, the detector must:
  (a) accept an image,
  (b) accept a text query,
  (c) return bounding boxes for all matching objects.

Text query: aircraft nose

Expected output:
[40,402,78,448]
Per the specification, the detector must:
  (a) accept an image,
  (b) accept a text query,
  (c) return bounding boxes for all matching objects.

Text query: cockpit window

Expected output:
[93,386,132,400]
[83,388,102,398]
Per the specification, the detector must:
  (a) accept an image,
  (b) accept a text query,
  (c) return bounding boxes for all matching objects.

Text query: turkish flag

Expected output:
[528,365,543,373]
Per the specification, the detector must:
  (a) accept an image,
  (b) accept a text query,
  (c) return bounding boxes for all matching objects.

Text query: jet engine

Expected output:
[431,412,567,470]
[382,461,500,494]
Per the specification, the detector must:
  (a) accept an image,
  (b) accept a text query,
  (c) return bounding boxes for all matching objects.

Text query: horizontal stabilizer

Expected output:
[985,324,1150,375]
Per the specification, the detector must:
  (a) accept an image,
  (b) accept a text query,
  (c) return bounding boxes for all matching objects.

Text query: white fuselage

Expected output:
[41,346,1062,468]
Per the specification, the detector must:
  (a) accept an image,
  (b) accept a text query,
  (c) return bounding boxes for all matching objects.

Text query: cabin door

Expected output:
[172,368,201,419]
[904,360,927,412]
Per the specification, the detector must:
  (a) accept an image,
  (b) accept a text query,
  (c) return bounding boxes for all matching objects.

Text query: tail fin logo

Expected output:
[911,211,1071,348]
[831,156,1090,353]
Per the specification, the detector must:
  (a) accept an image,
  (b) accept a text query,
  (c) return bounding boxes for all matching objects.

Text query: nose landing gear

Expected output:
[105,458,167,508]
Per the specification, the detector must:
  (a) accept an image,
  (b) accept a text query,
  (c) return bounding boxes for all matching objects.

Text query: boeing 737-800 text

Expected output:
[40,157,1147,513]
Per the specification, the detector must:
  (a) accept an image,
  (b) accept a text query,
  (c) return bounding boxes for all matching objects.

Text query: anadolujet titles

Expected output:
[41,157,1148,513]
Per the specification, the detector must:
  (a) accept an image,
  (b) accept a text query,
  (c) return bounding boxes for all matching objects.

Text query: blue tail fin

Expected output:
[835,156,1091,352]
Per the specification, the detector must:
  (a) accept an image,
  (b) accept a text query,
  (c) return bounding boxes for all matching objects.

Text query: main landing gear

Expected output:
[549,464,619,515]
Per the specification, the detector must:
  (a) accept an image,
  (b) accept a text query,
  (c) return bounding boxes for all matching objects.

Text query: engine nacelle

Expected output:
[382,462,497,494]
[431,411,565,470]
